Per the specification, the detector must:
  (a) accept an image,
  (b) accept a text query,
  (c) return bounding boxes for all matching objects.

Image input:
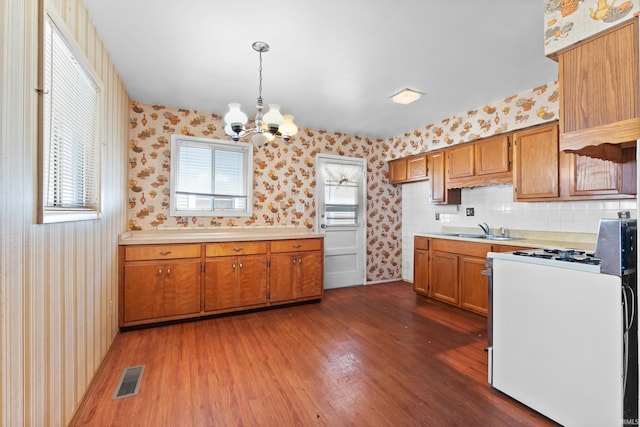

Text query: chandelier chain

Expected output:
[258,50,263,100]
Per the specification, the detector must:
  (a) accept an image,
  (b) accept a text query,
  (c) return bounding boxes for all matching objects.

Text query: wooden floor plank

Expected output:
[71,282,557,426]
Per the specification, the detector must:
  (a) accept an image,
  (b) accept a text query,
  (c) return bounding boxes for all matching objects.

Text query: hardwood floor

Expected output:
[71,282,556,426]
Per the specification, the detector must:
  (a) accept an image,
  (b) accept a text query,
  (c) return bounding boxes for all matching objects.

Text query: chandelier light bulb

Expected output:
[279,114,298,139]
[224,103,248,127]
[263,104,285,133]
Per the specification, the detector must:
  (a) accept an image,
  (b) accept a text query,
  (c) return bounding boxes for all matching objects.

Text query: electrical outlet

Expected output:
[435,213,440,220]
[466,207,475,216]
[296,203,305,213]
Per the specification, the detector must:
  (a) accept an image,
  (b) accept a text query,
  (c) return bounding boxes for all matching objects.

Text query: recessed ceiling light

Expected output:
[390,88,423,105]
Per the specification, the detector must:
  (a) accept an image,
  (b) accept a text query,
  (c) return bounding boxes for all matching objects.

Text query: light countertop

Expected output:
[415,227,597,251]
[119,227,324,245]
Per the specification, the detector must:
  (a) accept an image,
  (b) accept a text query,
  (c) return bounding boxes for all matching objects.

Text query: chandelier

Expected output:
[224,41,298,147]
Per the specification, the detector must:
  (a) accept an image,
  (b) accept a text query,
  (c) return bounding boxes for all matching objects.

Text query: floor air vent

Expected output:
[112,365,145,400]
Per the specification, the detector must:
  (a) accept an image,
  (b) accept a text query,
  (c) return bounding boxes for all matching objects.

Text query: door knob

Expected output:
[320,224,327,229]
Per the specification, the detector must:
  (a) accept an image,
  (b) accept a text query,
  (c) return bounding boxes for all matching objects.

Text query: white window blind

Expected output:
[40,10,101,223]
[170,135,253,217]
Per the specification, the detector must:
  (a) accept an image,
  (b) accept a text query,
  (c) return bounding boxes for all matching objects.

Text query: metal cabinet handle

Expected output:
[158,268,162,276]
[292,244,302,248]
[159,251,172,255]
[298,257,302,264]
[232,263,236,272]
[239,262,243,270]
[233,247,243,252]
[292,258,296,265]
[166,267,171,277]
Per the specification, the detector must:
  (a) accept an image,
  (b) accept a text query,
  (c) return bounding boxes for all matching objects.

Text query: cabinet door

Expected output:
[429,152,461,205]
[407,155,427,180]
[459,256,489,316]
[513,123,559,200]
[475,134,510,175]
[447,144,474,179]
[569,153,621,196]
[413,249,429,295]
[163,259,201,317]
[237,255,268,306]
[389,158,408,184]
[298,251,323,298]
[204,257,238,311]
[269,254,296,302]
[123,262,164,322]
[429,251,458,304]
[560,19,638,133]
[429,152,447,203]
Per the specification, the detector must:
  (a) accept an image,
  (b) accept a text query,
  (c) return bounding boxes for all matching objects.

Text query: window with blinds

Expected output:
[39,9,101,223]
[169,135,253,217]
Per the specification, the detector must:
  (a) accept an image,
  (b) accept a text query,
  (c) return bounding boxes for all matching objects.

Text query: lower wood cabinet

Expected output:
[204,242,268,312]
[459,256,488,314]
[413,237,429,295]
[121,244,202,323]
[418,238,529,316]
[123,258,201,322]
[119,237,324,328]
[430,250,460,305]
[269,239,324,303]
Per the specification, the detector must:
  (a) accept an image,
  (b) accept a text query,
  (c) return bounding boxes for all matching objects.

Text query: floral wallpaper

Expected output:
[127,102,401,282]
[544,0,638,56]
[127,80,559,282]
[387,81,560,159]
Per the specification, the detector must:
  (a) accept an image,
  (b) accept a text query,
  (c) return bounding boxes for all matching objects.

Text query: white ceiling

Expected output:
[83,0,558,140]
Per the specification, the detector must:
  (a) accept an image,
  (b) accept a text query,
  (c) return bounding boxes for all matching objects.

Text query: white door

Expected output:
[316,154,366,289]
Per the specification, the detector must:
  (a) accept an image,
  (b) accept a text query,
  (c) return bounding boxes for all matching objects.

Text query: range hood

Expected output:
[560,117,640,162]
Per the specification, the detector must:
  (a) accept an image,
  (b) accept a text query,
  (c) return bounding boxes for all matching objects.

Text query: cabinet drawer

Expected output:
[414,236,429,250]
[206,241,267,257]
[271,238,322,253]
[125,244,201,261]
[431,239,491,258]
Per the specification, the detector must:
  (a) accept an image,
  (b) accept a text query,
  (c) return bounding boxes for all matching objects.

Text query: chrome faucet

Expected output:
[478,223,490,236]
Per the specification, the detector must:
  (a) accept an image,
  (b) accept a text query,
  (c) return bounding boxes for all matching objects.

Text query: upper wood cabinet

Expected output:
[389,157,407,183]
[559,18,638,134]
[388,154,428,184]
[558,18,640,159]
[513,123,559,201]
[446,134,512,189]
[475,134,511,176]
[428,151,461,205]
[514,122,636,201]
[447,144,474,180]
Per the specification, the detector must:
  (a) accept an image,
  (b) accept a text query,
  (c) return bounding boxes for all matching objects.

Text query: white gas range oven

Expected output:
[486,219,638,427]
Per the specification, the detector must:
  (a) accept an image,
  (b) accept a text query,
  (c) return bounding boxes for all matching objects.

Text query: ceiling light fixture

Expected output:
[224,41,298,147]
[390,88,423,105]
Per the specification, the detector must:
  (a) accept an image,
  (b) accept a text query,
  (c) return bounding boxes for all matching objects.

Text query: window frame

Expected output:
[37,1,103,224]
[169,135,254,217]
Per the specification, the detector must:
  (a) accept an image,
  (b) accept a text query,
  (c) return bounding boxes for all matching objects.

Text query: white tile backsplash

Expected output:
[401,182,637,281]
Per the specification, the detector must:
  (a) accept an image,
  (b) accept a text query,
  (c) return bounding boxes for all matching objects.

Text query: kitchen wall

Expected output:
[0,0,129,425]
[401,182,638,281]
[127,81,561,283]
[127,103,402,282]
[544,0,639,56]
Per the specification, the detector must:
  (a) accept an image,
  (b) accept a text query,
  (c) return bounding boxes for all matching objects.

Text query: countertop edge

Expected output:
[119,230,325,245]
[414,232,596,251]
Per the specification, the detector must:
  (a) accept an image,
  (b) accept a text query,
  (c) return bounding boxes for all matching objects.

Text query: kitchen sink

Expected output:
[485,235,516,241]
[456,233,516,241]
